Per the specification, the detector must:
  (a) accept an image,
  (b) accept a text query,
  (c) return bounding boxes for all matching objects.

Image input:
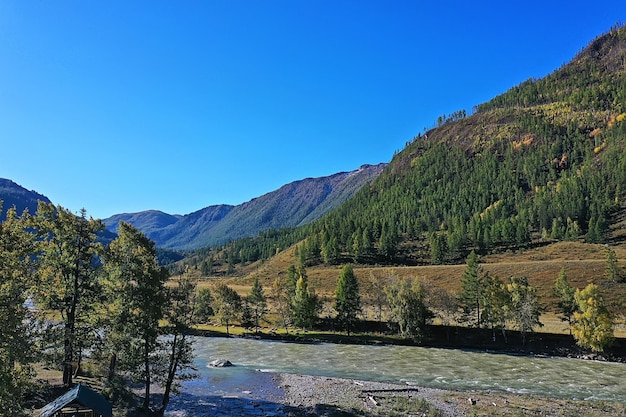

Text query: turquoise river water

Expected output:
[189,336,626,402]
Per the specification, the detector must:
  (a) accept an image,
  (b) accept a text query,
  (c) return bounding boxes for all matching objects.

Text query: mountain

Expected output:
[0,179,51,220]
[192,24,626,270]
[104,163,387,250]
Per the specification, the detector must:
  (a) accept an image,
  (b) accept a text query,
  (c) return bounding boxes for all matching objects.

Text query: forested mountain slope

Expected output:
[0,178,51,220]
[197,25,626,270]
[105,163,386,250]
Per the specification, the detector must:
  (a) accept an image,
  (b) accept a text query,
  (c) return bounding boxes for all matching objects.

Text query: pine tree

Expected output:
[103,221,169,411]
[458,251,487,328]
[34,203,104,387]
[0,207,36,415]
[291,267,319,330]
[604,246,619,282]
[334,264,361,335]
[247,277,268,334]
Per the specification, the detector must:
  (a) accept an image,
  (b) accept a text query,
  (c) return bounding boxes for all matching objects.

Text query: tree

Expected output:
[604,246,619,282]
[247,277,267,333]
[481,274,509,342]
[428,232,447,265]
[273,274,292,333]
[365,271,387,331]
[158,272,198,415]
[506,276,542,345]
[334,264,361,335]
[378,222,397,258]
[0,207,36,415]
[213,284,242,336]
[385,279,432,342]
[201,258,214,276]
[553,268,576,335]
[291,266,319,330]
[458,251,487,328]
[194,288,214,323]
[102,221,168,411]
[571,284,614,352]
[427,285,460,342]
[34,203,104,386]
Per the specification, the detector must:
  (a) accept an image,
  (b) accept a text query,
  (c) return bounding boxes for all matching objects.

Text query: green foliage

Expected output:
[291,266,320,330]
[480,274,509,338]
[159,272,198,413]
[102,221,169,410]
[604,246,619,282]
[194,288,214,323]
[187,26,626,273]
[34,202,104,386]
[247,277,268,333]
[506,276,542,344]
[553,268,577,334]
[572,284,615,352]
[458,251,487,328]
[334,264,361,335]
[0,207,36,415]
[385,278,432,342]
[213,284,242,335]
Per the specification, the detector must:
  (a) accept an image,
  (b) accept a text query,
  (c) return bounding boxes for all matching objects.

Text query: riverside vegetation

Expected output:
[1,24,626,417]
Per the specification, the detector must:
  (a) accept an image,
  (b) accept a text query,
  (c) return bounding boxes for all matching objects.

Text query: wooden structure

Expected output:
[39,384,113,417]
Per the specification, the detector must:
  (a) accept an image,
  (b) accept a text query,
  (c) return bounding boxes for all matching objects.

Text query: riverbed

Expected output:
[163,336,626,416]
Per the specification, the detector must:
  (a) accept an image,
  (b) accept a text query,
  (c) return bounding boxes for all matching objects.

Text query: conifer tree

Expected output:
[34,203,104,387]
[458,251,487,328]
[604,246,619,282]
[247,276,268,333]
[103,221,169,411]
[334,264,361,335]
[0,207,36,415]
[291,266,319,330]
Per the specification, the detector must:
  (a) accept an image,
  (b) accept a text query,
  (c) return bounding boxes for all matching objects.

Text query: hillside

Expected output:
[104,163,386,250]
[180,25,626,301]
[0,178,51,220]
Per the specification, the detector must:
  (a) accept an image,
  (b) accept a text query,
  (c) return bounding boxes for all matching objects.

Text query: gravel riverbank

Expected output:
[277,373,461,416]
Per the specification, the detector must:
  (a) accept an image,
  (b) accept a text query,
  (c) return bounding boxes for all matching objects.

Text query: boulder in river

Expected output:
[209,359,233,367]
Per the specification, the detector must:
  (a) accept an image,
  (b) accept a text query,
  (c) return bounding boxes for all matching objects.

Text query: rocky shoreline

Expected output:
[277,373,460,416]
[162,371,626,417]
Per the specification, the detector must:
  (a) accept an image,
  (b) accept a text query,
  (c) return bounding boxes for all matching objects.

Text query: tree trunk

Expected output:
[142,339,151,411]
[107,352,117,383]
[160,334,180,414]
[63,308,76,386]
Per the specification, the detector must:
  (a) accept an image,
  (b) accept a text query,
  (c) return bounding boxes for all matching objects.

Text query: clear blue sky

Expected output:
[0,1,622,219]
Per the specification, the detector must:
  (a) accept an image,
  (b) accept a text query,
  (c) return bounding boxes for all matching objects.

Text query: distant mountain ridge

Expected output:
[104,163,387,250]
[0,179,51,220]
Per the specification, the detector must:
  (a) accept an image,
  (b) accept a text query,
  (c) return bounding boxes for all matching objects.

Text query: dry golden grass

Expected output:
[176,239,626,337]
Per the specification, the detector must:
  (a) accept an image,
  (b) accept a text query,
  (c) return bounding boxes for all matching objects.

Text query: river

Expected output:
[185,336,626,403]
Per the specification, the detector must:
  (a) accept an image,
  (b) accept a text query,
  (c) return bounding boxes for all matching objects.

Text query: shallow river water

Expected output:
[187,336,626,403]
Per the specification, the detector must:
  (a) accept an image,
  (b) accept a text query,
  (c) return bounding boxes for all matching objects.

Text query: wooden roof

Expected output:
[39,384,112,417]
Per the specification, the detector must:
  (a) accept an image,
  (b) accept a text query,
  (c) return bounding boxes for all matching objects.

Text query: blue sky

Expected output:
[0,1,622,219]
